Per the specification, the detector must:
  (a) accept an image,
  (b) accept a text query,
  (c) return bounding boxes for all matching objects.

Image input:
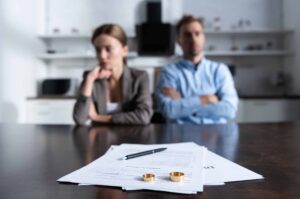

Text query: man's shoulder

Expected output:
[165,61,181,68]
[203,58,230,74]
[204,58,227,69]
[163,61,183,73]
[158,62,183,80]
[203,59,233,81]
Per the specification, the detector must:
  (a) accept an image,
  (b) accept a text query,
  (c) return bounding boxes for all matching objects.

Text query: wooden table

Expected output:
[1,123,300,199]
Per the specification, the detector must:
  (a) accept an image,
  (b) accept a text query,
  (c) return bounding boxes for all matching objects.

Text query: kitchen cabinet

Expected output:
[26,98,300,124]
[237,99,300,123]
[27,98,75,124]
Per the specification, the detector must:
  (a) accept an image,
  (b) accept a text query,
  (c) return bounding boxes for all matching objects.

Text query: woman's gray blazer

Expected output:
[73,66,153,125]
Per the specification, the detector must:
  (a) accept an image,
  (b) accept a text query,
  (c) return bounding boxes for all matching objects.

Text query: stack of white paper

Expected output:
[57,142,263,194]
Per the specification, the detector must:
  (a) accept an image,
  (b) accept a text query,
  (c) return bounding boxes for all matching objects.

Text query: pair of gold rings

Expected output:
[143,172,184,182]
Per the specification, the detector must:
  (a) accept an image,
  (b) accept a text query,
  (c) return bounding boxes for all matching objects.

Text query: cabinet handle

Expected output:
[37,111,50,115]
[253,102,268,106]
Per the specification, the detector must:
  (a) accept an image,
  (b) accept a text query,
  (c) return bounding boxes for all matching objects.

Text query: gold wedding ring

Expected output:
[169,172,184,182]
[143,173,155,182]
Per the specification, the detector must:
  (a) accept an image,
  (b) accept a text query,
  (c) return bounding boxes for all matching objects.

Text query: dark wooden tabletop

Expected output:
[1,122,300,199]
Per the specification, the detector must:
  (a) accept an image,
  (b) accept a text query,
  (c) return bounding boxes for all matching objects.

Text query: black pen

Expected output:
[122,147,167,160]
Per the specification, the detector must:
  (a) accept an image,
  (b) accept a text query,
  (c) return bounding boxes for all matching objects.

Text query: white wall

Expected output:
[182,0,283,30]
[283,0,300,95]
[44,0,184,36]
[44,0,145,37]
[0,0,42,123]
[0,0,3,121]
[43,0,283,34]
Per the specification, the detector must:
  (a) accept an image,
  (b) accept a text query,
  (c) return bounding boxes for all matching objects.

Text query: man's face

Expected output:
[177,21,205,58]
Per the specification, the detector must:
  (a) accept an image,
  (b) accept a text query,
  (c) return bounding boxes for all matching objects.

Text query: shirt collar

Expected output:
[179,57,207,71]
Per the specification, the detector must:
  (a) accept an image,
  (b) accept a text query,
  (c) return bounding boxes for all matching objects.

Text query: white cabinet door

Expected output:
[241,99,286,123]
[27,99,76,124]
[285,100,300,121]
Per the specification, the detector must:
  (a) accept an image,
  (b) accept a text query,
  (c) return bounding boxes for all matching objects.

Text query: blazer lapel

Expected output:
[122,66,132,107]
[95,80,107,114]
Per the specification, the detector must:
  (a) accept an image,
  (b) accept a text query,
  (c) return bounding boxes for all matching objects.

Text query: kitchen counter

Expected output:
[27,95,300,100]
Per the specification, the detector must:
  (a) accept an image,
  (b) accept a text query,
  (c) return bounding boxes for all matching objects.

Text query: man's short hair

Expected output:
[176,15,204,35]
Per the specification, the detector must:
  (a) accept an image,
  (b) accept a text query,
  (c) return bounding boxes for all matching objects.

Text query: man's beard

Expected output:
[187,49,201,57]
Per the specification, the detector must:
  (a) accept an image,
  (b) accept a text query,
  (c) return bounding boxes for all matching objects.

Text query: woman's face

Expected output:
[93,34,128,70]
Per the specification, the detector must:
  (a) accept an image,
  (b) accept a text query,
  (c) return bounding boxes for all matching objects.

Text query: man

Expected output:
[156,15,238,124]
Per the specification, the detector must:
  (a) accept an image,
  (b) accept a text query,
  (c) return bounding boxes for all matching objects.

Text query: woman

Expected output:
[73,24,153,125]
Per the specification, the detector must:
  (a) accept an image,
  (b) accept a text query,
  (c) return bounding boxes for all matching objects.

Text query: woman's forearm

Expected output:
[93,114,112,123]
[81,77,95,97]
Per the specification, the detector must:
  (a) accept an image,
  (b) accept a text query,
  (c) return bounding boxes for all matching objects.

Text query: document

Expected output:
[58,142,263,194]
[58,142,205,194]
[203,150,263,185]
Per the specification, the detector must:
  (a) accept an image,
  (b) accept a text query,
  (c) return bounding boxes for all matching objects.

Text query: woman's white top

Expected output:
[106,102,122,114]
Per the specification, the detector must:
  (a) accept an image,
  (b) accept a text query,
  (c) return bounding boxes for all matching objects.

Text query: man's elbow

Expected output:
[221,98,238,119]
[160,106,178,120]
[224,105,238,120]
[156,98,182,120]
[227,109,237,120]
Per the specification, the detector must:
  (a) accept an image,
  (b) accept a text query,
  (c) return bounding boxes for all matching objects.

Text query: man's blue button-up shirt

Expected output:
[156,57,239,124]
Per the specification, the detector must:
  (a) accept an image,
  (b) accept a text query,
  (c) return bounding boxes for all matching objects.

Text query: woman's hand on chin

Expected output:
[98,68,112,79]
[87,66,112,81]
